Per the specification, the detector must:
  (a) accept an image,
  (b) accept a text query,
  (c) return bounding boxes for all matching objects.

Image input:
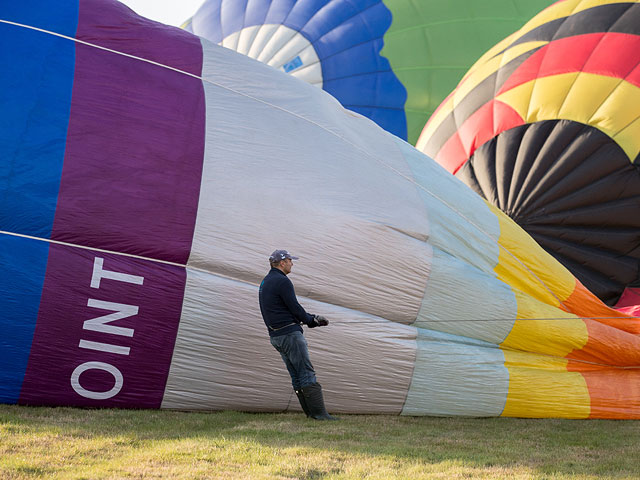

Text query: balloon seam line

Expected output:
[0,229,246,287]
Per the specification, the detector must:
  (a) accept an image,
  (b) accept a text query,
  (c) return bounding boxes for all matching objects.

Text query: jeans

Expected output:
[270,331,317,390]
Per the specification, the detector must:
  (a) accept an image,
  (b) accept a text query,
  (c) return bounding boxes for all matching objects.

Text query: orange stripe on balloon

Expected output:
[564,281,640,418]
[566,301,640,419]
[567,319,640,366]
[567,361,640,419]
[561,279,640,334]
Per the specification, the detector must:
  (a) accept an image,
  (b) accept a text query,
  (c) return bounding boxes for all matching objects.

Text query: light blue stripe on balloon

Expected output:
[0,3,78,403]
[402,328,509,416]
[0,2,78,239]
[0,235,50,403]
[393,136,511,415]
[415,247,517,344]
[393,137,502,273]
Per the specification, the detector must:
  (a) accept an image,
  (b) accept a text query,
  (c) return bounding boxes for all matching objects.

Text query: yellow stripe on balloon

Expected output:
[501,290,588,358]
[614,118,640,161]
[490,200,592,419]
[488,203,575,306]
[567,0,640,13]
[453,41,547,113]
[559,72,623,121]
[592,79,640,161]
[462,31,523,82]
[497,73,640,162]
[501,349,590,418]
[417,96,455,151]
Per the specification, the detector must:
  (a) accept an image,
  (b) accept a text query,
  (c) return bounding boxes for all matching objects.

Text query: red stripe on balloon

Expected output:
[615,287,640,316]
[434,132,467,174]
[499,33,640,95]
[436,100,525,174]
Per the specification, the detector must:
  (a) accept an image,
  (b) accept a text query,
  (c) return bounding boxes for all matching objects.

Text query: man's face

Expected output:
[281,258,293,275]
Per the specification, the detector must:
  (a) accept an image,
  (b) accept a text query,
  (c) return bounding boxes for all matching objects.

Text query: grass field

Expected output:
[1,405,639,479]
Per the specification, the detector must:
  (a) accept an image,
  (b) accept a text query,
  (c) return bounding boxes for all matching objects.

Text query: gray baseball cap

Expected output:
[269,249,299,262]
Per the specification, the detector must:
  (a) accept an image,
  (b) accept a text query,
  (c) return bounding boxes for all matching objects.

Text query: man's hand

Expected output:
[314,314,329,326]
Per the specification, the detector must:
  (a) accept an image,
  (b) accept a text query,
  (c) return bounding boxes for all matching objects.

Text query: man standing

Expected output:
[258,249,337,420]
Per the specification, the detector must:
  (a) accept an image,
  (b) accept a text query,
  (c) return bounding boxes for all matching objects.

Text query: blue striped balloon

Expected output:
[184,0,408,140]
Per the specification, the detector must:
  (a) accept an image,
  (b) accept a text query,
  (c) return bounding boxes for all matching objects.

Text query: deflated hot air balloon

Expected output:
[418,0,640,307]
[1,0,639,419]
[183,0,551,143]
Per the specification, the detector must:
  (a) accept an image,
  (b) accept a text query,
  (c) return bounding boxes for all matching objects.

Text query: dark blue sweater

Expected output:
[258,268,315,337]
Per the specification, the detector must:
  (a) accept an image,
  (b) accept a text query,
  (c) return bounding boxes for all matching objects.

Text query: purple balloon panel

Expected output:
[50,0,206,264]
[19,245,186,408]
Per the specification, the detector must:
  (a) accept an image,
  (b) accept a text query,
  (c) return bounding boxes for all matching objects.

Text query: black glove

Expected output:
[313,314,329,327]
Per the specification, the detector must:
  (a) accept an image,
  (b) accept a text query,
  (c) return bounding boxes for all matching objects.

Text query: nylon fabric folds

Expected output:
[2,0,640,418]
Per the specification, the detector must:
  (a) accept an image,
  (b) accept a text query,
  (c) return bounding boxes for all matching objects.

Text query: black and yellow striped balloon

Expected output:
[418,0,640,305]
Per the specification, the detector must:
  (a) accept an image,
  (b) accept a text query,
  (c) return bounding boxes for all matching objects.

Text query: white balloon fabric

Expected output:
[1,0,639,419]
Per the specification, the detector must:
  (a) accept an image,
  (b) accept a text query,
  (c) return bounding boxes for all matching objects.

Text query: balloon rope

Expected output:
[331,316,640,323]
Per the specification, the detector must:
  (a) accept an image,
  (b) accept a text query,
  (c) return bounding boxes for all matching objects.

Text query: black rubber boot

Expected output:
[295,389,312,417]
[301,383,338,420]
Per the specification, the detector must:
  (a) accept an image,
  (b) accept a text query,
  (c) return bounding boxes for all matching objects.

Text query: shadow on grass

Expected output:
[2,405,639,478]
